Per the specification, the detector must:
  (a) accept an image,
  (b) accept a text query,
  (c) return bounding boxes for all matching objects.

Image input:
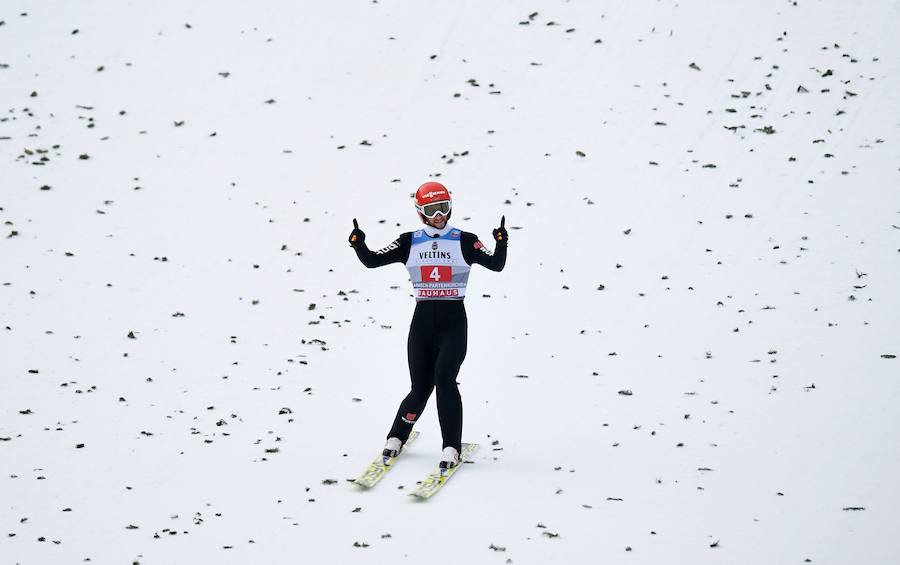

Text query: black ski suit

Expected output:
[353,228,506,452]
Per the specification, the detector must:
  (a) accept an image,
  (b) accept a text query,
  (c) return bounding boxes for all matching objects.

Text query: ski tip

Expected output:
[408,489,435,500]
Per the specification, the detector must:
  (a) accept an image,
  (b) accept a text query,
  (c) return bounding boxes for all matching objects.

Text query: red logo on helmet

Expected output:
[474,241,484,250]
[416,182,452,206]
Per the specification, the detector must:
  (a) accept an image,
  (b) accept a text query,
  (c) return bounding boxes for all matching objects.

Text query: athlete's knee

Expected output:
[434,379,460,398]
[407,384,434,403]
[434,368,461,388]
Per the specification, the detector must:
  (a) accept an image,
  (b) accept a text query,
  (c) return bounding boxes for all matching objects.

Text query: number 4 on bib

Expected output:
[421,266,451,282]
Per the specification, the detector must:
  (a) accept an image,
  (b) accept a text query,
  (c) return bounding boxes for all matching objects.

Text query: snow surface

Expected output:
[2,1,899,563]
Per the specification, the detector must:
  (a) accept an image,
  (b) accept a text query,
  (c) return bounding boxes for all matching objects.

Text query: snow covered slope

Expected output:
[2,1,899,563]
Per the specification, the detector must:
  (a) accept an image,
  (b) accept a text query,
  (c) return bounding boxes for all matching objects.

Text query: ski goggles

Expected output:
[417,200,451,218]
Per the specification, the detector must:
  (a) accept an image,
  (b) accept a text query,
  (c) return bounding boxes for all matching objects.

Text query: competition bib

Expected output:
[405,227,470,301]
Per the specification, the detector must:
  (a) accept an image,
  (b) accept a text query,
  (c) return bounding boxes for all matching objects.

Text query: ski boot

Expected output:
[383,437,402,461]
[438,446,460,472]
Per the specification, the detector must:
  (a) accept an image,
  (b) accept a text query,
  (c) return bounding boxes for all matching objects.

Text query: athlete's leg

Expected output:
[434,306,467,452]
[387,306,434,443]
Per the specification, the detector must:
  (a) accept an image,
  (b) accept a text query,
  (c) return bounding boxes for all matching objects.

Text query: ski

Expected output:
[353,431,420,489]
[409,443,479,499]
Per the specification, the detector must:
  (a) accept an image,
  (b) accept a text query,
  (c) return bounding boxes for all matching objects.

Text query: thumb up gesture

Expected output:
[492,215,508,245]
[349,218,366,248]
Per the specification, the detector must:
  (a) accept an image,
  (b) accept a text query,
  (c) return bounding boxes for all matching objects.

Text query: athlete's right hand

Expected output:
[349,218,365,248]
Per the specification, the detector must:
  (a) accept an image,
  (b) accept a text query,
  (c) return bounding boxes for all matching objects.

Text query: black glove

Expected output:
[492,215,508,245]
[349,218,365,248]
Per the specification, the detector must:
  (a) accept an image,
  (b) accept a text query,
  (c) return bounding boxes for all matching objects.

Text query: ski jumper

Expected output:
[353,223,507,451]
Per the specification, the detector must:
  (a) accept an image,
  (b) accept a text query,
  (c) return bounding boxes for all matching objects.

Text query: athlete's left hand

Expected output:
[492,215,508,245]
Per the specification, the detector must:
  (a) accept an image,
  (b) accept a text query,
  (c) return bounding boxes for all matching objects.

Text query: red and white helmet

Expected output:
[415,181,452,221]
